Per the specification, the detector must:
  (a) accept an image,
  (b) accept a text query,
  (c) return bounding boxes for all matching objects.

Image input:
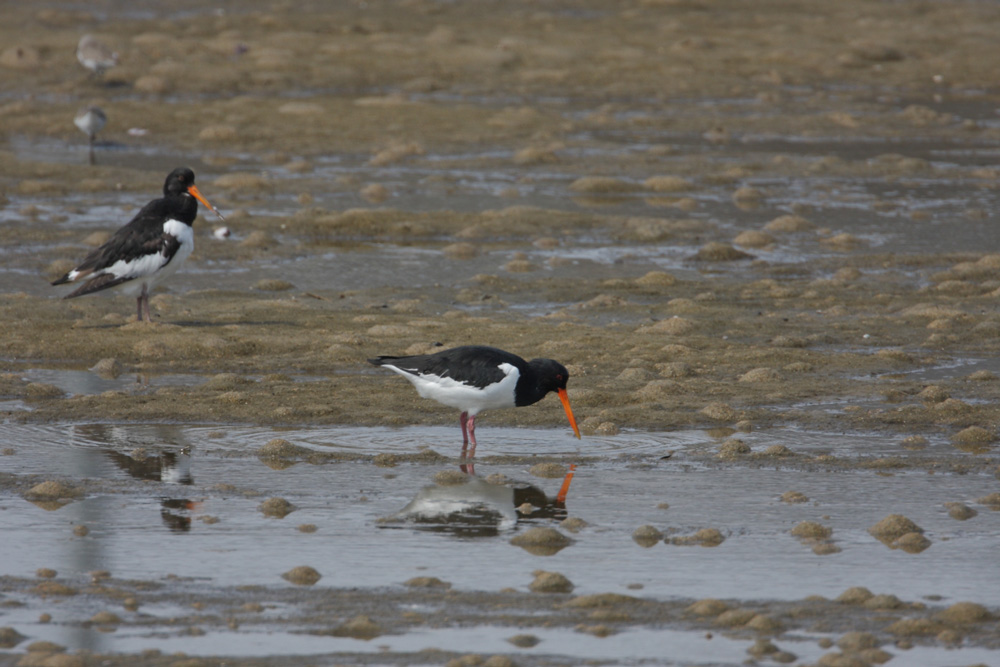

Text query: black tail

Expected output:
[368,355,399,367]
[60,273,130,299]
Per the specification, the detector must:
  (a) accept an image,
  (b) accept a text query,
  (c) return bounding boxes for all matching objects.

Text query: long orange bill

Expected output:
[556,463,576,503]
[187,183,226,221]
[557,388,581,439]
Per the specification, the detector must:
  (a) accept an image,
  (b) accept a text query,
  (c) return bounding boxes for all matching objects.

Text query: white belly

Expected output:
[108,220,193,295]
[392,362,520,415]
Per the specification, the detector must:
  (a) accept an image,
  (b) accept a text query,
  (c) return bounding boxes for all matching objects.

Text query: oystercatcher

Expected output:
[369,345,581,456]
[52,167,225,322]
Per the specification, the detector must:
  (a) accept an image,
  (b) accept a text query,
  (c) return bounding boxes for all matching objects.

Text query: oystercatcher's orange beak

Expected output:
[187,184,226,221]
[557,388,581,439]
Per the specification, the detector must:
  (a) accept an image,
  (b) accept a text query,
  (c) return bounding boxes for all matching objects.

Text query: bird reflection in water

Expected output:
[75,424,200,532]
[381,464,575,537]
[103,446,197,532]
[158,497,200,532]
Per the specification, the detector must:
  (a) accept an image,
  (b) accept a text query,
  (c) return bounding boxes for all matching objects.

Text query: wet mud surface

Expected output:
[2,0,1000,665]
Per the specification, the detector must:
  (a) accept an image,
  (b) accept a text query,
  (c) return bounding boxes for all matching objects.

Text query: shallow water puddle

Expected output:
[18,368,207,399]
[1,420,998,667]
[3,611,998,667]
[0,620,820,666]
[1,422,997,604]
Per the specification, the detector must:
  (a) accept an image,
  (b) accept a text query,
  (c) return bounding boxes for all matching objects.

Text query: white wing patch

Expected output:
[384,361,520,415]
[73,219,194,295]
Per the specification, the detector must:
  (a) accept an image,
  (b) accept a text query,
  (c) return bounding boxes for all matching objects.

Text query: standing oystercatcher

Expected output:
[52,167,225,322]
[369,345,581,457]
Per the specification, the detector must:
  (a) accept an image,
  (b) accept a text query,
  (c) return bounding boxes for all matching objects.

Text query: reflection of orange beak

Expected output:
[556,463,576,503]
[557,388,581,439]
[187,184,226,221]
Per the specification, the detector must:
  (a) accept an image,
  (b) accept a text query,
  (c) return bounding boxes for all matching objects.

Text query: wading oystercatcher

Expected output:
[369,345,581,457]
[52,167,225,322]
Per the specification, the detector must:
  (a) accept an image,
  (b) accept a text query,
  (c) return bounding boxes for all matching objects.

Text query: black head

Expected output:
[161,168,224,221]
[164,167,197,197]
[526,357,580,439]
[529,358,571,395]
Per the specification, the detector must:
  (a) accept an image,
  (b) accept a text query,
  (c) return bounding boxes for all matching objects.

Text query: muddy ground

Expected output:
[1,0,1000,665]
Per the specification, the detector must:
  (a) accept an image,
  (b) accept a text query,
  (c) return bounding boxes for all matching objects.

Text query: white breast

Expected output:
[100,219,194,296]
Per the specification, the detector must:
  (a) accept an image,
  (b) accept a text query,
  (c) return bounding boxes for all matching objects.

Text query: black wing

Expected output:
[369,345,525,389]
[52,199,179,285]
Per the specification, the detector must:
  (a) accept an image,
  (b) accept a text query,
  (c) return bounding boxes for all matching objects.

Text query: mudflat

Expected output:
[1,1,999,666]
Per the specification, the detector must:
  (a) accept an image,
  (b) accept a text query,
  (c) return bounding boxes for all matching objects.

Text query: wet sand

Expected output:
[2,0,1000,665]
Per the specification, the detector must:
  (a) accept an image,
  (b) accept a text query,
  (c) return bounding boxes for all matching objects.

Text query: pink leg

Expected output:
[467,414,478,458]
[459,411,470,457]
[138,283,152,322]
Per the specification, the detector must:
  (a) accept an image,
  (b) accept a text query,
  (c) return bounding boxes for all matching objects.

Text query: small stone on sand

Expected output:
[328,615,381,639]
[257,438,310,461]
[0,627,27,649]
[90,611,121,625]
[670,528,725,547]
[937,601,991,624]
[717,438,751,459]
[259,497,296,518]
[90,358,122,378]
[434,469,469,486]
[528,462,566,478]
[944,502,976,520]
[692,241,754,262]
[281,566,321,586]
[560,517,588,533]
[569,176,639,193]
[631,524,663,547]
[687,599,728,616]
[510,527,571,555]
[529,570,574,594]
[507,633,541,647]
[404,576,451,589]
[868,514,924,545]
[791,521,832,539]
[891,532,931,553]
[764,214,813,232]
[951,426,995,446]
[836,587,874,605]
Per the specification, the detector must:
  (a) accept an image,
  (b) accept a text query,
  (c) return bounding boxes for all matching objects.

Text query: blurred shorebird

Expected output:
[76,34,118,76]
[74,106,106,164]
[74,106,106,144]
